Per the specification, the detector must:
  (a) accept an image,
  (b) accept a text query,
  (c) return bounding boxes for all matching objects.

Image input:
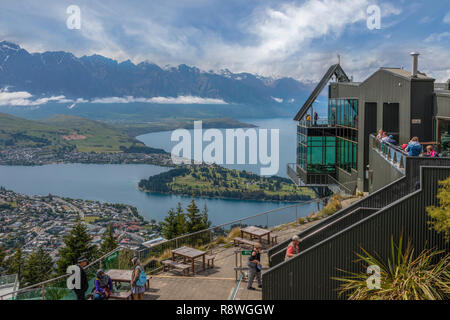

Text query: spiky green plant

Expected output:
[333,237,450,300]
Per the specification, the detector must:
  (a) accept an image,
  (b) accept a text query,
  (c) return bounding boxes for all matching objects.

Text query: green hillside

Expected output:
[0,113,145,152]
[139,165,317,202]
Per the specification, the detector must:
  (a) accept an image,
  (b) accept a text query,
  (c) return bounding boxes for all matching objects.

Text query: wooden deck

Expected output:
[141,219,321,300]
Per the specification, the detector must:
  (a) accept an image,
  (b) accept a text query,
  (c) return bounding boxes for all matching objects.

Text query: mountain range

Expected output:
[0,41,311,106]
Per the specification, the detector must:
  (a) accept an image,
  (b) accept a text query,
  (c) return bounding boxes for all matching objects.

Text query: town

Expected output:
[0,187,162,259]
[0,147,174,166]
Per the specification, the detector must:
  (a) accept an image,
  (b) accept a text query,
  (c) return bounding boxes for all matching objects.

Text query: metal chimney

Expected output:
[410,52,420,78]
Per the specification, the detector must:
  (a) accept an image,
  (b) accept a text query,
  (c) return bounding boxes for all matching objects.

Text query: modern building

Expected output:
[289,53,450,194]
[262,53,450,300]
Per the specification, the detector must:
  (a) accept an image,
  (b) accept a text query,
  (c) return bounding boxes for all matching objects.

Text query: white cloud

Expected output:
[444,12,450,24]
[271,97,283,103]
[425,32,450,43]
[0,89,228,106]
[0,88,72,106]
[91,95,227,104]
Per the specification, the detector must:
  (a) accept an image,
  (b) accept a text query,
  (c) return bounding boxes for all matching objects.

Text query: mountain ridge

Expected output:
[0,41,311,106]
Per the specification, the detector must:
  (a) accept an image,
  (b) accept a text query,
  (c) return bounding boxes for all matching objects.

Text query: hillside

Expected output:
[0,113,145,152]
[139,165,316,202]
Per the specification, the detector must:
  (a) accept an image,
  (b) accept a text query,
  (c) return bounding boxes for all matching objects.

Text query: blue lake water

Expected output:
[0,118,321,225]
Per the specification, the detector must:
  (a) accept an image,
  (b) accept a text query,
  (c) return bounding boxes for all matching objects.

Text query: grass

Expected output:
[117,118,256,137]
[0,112,145,153]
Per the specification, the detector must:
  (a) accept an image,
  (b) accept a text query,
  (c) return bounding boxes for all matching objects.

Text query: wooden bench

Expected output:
[109,291,132,300]
[205,255,215,268]
[161,260,191,275]
[233,237,260,248]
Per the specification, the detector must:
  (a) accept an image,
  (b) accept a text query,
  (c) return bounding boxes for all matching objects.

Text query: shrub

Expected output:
[215,236,226,245]
[334,236,450,300]
[426,177,450,242]
[226,227,241,242]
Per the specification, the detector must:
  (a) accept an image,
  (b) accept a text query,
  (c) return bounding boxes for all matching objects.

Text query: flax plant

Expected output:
[333,237,450,300]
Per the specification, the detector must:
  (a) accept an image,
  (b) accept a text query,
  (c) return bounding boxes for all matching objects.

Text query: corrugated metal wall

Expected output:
[263,166,450,300]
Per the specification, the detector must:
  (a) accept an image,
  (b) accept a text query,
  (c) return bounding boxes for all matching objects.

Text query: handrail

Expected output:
[262,166,450,299]
[0,246,123,300]
[327,175,357,195]
[137,196,330,253]
[268,170,411,266]
[370,134,407,172]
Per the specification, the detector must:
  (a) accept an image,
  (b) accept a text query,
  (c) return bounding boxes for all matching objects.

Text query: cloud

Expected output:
[0,0,448,85]
[444,12,450,24]
[425,32,450,43]
[0,88,72,106]
[91,95,227,104]
[271,97,283,103]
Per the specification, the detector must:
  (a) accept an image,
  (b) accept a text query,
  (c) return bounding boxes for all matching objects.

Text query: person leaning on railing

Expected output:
[406,137,422,157]
[285,235,300,261]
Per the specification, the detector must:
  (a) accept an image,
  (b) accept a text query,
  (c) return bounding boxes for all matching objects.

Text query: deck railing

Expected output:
[262,166,450,299]
[0,246,125,300]
[370,134,407,172]
[136,197,328,273]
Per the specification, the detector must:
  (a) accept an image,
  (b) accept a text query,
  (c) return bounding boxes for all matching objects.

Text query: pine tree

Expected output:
[201,204,211,229]
[175,202,187,236]
[22,247,53,286]
[185,199,204,233]
[56,221,98,275]
[6,245,25,285]
[100,224,117,255]
[161,209,178,240]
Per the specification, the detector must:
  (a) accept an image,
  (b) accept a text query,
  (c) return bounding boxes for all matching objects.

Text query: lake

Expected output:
[0,118,321,225]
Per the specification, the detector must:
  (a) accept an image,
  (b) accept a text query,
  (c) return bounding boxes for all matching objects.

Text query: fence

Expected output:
[136,197,328,273]
[262,166,450,299]
[0,246,127,300]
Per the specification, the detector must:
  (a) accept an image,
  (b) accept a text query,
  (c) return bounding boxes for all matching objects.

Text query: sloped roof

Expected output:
[294,64,349,121]
[381,68,434,81]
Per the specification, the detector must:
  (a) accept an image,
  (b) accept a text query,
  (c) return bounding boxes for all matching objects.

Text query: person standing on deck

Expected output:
[247,243,264,290]
[73,256,89,300]
[285,235,300,260]
[131,257,146,300]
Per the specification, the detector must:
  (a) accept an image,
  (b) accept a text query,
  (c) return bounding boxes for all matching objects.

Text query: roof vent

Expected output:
[410,52,420,78]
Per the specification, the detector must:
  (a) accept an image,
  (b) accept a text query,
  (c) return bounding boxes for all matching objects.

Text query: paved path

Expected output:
[142,219,321,300]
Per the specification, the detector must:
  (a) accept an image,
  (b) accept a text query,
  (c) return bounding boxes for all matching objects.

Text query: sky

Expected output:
[0,0,450,83]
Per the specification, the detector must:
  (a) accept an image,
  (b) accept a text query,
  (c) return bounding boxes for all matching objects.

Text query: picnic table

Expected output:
[172,246,207,274]
[240,226,271,245]
[106,269,151,290]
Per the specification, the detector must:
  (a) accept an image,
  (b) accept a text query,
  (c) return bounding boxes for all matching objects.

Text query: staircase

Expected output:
[263,158,450,299]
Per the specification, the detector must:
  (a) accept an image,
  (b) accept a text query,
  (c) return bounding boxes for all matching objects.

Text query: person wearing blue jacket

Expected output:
[406,137,422,156]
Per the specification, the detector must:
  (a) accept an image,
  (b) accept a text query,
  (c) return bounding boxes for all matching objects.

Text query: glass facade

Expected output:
[295,98,359,181]
[297,126,336,173]
[328,99,358,128]
[329,99,359,173]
